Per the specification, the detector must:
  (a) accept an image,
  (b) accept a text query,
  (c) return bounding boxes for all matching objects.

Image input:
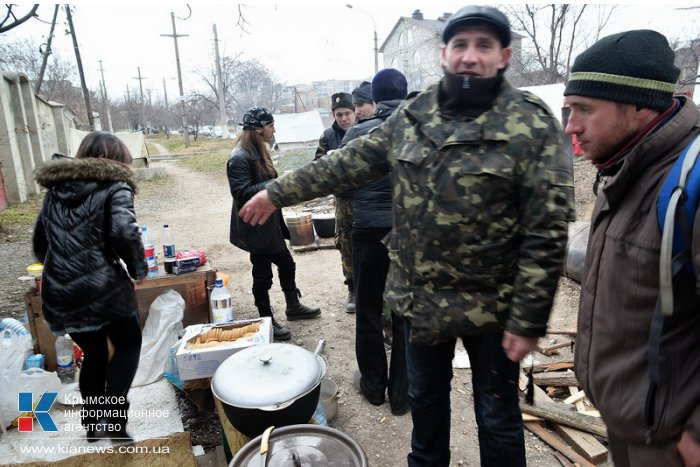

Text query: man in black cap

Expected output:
[351,81,376,122]
[315,92,357,312]
[565,30,700,467]
[238,6,574,466]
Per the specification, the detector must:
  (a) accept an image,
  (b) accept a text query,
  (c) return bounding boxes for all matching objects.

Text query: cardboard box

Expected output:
[175,317,272,381]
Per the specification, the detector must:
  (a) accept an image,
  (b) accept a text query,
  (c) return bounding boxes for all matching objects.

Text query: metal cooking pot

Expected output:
[229,424,369,467]
[211,340,327,438]
[312,214,335,238]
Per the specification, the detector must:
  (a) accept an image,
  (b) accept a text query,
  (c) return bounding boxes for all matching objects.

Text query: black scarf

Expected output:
[439,69,504,119]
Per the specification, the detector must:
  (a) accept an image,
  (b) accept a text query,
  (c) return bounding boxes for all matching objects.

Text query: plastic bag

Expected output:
[0,328,33,371]
[162,341,185,389]
[131,289,184,387]
[1,368,61,429]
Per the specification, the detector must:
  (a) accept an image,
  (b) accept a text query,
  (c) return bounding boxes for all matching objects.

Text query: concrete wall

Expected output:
[0,71,75,206]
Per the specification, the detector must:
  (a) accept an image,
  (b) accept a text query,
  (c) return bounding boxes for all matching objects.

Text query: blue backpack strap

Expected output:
[657,134,700,316]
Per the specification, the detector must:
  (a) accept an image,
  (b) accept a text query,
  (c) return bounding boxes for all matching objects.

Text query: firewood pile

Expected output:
[519,333,609,467]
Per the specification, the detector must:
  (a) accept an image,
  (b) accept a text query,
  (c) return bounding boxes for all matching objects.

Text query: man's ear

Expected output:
[499,47,512,70]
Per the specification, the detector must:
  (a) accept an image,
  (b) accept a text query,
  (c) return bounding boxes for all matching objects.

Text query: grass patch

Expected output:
[148,134,235,156]
[0,193,44,242]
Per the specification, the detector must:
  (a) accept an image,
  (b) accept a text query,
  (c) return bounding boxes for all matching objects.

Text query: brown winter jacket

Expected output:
[576,97,700,445]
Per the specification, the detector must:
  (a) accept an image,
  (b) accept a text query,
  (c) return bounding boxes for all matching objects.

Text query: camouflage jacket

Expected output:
[268,80,575,345]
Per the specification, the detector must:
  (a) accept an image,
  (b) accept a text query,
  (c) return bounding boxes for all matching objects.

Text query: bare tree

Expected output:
[505,4,616,85]
[0,4,39,33]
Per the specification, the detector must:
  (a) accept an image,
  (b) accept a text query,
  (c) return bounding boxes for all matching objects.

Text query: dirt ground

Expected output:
[0,151,604,466]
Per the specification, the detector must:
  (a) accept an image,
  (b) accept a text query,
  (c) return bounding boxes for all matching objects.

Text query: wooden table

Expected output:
[25,262,217,371]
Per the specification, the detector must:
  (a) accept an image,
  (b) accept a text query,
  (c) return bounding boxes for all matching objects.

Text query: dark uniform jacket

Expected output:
[314,121,346,160]
[576,98,700,444]
[266,80,575,345]
[341,100,402,230]
[32,158,147,335]
[227,144,290,254]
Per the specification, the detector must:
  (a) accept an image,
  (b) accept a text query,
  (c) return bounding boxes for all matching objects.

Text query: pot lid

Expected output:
[230,424,369,467]
[212,343,325,408]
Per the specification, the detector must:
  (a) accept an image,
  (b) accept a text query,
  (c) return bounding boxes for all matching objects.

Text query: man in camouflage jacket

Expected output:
[240,6,575,466]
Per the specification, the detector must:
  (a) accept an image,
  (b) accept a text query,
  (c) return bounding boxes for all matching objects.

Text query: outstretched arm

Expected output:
[239,190,277,225]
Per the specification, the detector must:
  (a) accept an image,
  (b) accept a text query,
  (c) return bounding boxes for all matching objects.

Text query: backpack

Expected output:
[645,133,700,443]
[656,133,700,313]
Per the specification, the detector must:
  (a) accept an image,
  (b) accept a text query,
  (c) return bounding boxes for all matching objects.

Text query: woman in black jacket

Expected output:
[33,132,148,443]
[227,107,321,341]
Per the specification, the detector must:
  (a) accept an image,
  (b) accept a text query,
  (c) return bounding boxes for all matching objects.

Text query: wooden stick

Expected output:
[531,361,575,373]
[536,340,573,355]
[520,401,608,438]
[533,371,579,388]
[552,451,576,467]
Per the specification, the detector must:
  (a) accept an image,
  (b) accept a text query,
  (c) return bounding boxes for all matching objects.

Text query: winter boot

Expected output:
[345,289,356,313]
[82,403,101,443]
[254,291,292,340]
[109,401,133,444]
[284,288,321,321]
[271,318,292,341]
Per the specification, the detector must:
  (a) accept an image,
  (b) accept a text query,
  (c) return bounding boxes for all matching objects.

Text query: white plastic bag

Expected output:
[0,328,33,371]
[1,368,61,429]
[132,289,184,387]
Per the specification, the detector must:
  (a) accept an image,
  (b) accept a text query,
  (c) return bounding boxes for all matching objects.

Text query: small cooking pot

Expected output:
[312,214,335,238]
[211,341,327,438]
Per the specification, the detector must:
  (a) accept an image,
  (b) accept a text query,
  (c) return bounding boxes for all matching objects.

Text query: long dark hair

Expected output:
[75,131,133,165]
[234,129,277,179]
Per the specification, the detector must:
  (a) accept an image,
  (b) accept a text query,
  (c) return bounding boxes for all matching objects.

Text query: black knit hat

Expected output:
[564,30,679,112]
[352,81,373,105]
[241,106,273,130]
[331,92,353,111]
[371,68,408,103]
[443,5,511,47]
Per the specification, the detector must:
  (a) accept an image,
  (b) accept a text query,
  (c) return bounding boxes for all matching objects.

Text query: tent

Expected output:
[518,83,567,125]
[272,110,325,149]
[68,129,148,166]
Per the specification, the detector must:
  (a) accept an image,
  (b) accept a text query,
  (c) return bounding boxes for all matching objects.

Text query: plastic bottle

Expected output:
[210,278,233,324]
[0,317,30,336]
[55,335,75,384]
[141,226,159,278]
[162,224,176,260]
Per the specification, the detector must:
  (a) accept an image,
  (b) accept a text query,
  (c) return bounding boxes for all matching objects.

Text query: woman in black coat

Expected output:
[33,132,147,443]
[227,107,321,341]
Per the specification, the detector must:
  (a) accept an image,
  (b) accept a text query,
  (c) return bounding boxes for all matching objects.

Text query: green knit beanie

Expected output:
[564,30,679,112]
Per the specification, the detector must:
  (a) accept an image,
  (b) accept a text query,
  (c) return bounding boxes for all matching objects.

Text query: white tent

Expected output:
[273,110,324,149]
[518,83,567,125]
[68,129,148,166]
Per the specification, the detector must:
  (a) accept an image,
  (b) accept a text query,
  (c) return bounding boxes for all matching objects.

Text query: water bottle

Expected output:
[55,335,75,384]
[210,278,233,323]
[162,224,176,260]
[141,226,159,278]
[0,317,30,336]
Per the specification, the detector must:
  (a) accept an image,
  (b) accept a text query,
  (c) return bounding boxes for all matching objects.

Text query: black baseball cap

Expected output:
[442,5,511,47]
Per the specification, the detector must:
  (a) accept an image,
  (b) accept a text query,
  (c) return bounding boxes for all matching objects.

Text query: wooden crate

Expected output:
[25,263,217,371]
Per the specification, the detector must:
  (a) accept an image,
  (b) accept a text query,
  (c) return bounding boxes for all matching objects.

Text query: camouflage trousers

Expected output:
[334,197,354,290]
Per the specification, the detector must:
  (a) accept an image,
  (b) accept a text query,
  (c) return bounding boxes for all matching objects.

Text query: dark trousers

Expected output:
[353,229,408,409]
[404,325,525,467]
[250,249,296,317]
[70,315,142,402]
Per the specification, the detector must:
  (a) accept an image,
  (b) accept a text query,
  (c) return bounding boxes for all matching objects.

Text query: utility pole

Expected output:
[161,12,190,147]
[65,4,95,130]
[98,60,114,132]
[163,77,170,139]
[36,4,60,94]
[213,24,229,139]
[133,66,148,131]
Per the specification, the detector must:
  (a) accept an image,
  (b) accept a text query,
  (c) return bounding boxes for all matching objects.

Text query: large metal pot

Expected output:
[211,341,327,438]
[229,424,369,467]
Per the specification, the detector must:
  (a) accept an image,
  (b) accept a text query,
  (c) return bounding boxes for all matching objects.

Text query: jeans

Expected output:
[404,324,525,467]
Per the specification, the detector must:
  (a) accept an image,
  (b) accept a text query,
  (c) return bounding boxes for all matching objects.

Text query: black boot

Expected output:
[109,401,133,444]
[82,403,101,443]
[271,318,291,341]
[284,288,321,321]
[255,290,292,341]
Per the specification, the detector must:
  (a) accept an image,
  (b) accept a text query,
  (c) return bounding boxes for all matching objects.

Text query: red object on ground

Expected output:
[572,134,584,156]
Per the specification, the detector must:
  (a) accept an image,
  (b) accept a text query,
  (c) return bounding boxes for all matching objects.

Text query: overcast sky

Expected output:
[3,2,699,101]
